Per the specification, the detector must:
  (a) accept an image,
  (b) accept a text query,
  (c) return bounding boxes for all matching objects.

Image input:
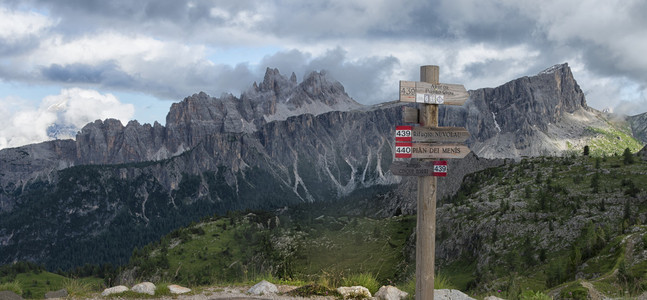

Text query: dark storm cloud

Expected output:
[0,36,41,56]
[40,62,132,85]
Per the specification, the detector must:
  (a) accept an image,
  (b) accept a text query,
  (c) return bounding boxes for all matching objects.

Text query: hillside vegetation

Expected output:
[1,150,645,299]
[436,149,647,298]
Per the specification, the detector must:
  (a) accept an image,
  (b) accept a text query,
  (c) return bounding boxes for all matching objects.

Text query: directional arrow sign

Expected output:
[410,143,470,159]
[390,160,435,176]
[394,143,470,159]
[395,126,470,143]
[390,160,448,177]
[399,81,469,105]
[412,127,470,143]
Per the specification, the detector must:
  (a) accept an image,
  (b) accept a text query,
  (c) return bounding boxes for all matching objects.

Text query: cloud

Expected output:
[614,99,647,117]
[0,88,134,150]
[0,6,52,55]
[254,48,400,103]
[1,0,647,117]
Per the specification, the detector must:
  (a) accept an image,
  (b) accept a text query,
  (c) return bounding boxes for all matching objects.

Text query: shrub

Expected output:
[0,281,22,296]
[520,290,551,300]
[623,148,635,165]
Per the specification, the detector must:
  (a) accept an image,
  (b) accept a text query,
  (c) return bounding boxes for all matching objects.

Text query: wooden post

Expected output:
[416,65,439,300]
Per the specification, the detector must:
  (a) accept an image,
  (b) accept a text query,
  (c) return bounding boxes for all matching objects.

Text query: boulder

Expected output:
[247,280,279,295]
[0,291,23,300]
[101,285,129,296]
[337,286,372,299]
[484,296,506,300]
[168,284,192,294]
[45,289,68,299]
[132,282,156,295]
[375,285,408,300]
[434,289,476,300]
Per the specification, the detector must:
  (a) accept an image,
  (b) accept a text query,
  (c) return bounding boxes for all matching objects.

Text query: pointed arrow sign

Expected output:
[410,143,470,159]
[411,127,470,143]
[395,126,470,143]
[390,160,448,177]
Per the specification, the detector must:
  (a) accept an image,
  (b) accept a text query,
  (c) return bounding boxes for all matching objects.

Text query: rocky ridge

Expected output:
[630,111,647,144]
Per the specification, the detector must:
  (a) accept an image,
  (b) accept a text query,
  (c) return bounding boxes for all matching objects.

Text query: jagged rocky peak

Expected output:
[258,67,297,96]
[166,92,217,125]
[467,62,587,137]
[536,62,588,110]
[538,62,569,75]
[451,62,600,158]
[289,70,362,110]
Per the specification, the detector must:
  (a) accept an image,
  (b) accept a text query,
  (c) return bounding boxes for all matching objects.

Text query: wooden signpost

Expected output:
[390,65,470,300]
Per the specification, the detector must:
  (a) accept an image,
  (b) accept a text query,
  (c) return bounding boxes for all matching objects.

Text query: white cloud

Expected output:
[0,88,134,150]
[0,7,53,41]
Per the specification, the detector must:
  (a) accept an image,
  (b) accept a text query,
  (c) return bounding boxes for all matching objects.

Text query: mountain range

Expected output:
[0,63,645,269]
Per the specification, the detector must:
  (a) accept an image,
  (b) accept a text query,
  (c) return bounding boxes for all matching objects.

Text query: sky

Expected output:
[1,0,646,149]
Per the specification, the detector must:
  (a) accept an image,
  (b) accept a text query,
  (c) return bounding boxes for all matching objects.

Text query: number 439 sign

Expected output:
[432,161,447,177]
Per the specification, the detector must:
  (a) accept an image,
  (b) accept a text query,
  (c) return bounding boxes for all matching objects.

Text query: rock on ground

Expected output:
[0,290,23,300]
[247,280,279,295]
[434,289,476,300]
[101,285,129,296]
[374,285,408,300]
[45,289,68,299]
[168,284,192,294]
[337,286,372,299]
[132,282,156,295]
[483,296,506,300]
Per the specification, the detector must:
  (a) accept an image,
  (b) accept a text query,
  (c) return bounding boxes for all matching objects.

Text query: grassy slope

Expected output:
[0,271,102,299]
[436,153,647,299]
[125,211,417,288]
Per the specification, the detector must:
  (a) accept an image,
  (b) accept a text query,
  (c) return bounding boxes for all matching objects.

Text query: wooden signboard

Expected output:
[412,127,470,143]
[395,143,470,159]
[390,161,436,176]
[396,125,470,143]
[399,81,469,105]
[391,160,448,177]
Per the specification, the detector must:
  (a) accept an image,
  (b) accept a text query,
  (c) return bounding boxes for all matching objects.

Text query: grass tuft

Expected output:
[342,273,380,294]
[62,278,95,297]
